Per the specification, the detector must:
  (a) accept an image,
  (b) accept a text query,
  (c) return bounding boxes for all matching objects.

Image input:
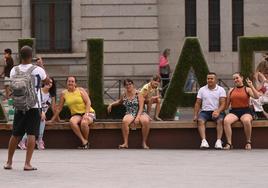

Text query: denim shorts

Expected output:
[198,111,225,122]
[229,108,252,119]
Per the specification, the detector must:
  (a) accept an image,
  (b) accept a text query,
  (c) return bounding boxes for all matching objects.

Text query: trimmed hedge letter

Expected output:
[159,37,209,120]
[239,36,268,78]
[87,39,107,119]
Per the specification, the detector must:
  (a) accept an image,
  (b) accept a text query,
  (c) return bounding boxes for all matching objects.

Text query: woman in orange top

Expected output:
[224,72,259,150]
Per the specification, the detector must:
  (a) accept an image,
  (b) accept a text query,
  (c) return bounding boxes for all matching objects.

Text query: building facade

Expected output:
[0,0,268,79]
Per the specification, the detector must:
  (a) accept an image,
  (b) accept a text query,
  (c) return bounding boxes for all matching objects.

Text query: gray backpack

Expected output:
[10,65,39,112]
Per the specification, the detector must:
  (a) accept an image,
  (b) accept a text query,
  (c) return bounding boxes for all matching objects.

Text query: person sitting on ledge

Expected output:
[250,71,268,119]
[107,79,151,149]
[50,76,95,149]
[223,72,259,150]
[140,74,162,121]
[193,72,226,149]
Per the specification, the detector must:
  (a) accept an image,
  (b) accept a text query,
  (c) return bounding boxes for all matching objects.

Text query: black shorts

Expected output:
[229,108,252,119]
[12,108,41,137]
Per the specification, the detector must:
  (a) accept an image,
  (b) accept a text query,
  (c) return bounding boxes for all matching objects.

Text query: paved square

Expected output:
[1,149,268,188]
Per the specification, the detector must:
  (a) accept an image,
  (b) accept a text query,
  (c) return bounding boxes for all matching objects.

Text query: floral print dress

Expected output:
[122,92,144,117]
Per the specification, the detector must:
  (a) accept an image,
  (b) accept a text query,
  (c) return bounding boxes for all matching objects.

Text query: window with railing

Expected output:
[232,0,244,51]
[185,0,196,37]
[209,0,221,52]
[31,0,71,53]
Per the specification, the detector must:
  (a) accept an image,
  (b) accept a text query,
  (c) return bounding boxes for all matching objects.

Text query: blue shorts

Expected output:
[198,111,225,122]
[229,108,252,119]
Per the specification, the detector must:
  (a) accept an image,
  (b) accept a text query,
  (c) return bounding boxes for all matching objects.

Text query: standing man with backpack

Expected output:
[4,46,48,171]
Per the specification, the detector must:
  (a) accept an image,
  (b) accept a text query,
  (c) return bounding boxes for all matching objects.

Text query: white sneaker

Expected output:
[200,139,209,149]
[214,139,223,149]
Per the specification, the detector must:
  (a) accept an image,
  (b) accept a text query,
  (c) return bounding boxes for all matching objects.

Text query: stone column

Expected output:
[220,0,232,52]
[21,0,31,38]
[197,0,209,52]
[72,0,82,53]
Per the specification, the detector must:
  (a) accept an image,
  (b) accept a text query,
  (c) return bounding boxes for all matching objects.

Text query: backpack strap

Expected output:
[14,66,21,75]
[26,65,38,75]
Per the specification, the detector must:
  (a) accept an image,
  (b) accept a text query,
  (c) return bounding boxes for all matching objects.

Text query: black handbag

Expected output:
[160,65,170,75]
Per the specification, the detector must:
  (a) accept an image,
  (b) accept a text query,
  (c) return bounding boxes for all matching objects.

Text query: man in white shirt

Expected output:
[4,46,48,171]
[193,72,226,149]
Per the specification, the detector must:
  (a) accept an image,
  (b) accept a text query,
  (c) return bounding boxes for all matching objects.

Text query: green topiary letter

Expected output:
[87,39,107,119]
[18,38,35,62]
[159,37,209,120]
[239,36,268,78]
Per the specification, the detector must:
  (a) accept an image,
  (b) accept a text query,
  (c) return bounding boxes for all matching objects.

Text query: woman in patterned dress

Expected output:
[107,79,151,149]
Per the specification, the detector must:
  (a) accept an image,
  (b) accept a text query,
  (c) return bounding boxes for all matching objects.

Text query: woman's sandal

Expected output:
[3,165,12,170]
[223,143,233,150]
[118,144,128,149]
[245,141,252,150]
[78,142,89,149]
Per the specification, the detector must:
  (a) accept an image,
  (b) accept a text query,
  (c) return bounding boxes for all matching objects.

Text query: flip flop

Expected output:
[3,165,12,170]
[24,167,37,171]
[118,145,128,149]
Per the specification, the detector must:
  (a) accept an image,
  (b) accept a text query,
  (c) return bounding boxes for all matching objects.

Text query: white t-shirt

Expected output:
[41,91,52,113]
[10,64,47,108]
[197,84,226,111]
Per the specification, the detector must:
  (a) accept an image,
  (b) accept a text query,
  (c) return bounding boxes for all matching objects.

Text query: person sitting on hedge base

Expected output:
[107,79,151,149]
[50,76,95,149]
[193,72,226,149]
[223,73,259,150]
[140,75,162,121]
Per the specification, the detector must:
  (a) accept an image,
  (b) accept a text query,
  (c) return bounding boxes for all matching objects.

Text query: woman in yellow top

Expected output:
[51,76,95,149]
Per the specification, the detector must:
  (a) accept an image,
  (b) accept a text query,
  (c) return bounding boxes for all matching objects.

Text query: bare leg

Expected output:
[4,135,20,169]
[146,99,153,116]
[24,135,36,170]
[70,116,87,145]
[154,98,162,119]
[223,113,238,149]
[197,120,206,140]
[120,114,134,148]
[5,85,10,99]
[140,114,151,149]
[216,119,223,140]
[240,114,253,150]
[80,117,93,143]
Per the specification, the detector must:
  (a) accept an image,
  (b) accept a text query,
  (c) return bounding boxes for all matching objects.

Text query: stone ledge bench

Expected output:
[0,120,267,149]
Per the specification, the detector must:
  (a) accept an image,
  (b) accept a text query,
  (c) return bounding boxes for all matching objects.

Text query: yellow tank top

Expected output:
[64,89,95,115]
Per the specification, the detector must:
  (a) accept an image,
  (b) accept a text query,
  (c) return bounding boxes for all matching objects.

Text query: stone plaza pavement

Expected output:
[1,149,268,188]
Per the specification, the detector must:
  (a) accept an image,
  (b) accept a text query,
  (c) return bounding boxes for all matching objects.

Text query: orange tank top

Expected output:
[230,87,249,109]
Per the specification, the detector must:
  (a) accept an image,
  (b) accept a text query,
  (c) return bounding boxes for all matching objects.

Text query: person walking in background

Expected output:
[50,76,95,149]
[0,48,14,100]
[107,79,151,149]
[4,46,48,171]
[223,72,259,150]
[159,48,171,97]
[140,75,162,121]
[18,78,57,150]
[193,72,226,149]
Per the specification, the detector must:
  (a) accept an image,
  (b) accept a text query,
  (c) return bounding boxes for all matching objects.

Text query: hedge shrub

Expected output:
[87,39,126,119]
[159,37,209,120]
[18,38,35,62]
[87,39,107,119]
[239,36,268,78]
